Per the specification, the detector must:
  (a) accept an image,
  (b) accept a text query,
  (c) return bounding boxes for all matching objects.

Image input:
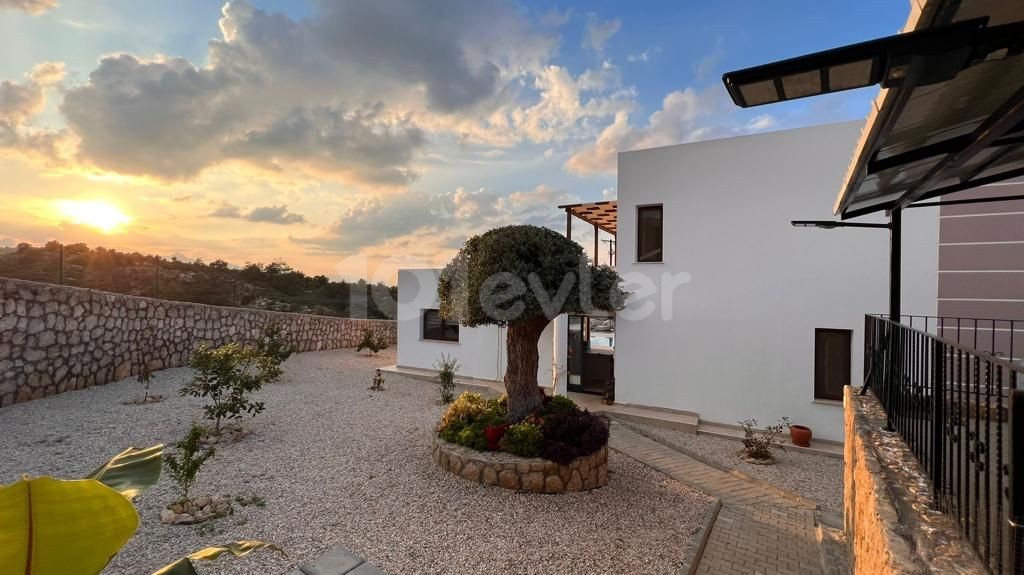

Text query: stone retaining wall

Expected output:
[431,437,608,493]
[844,386,987,574]
[0,277,396,407]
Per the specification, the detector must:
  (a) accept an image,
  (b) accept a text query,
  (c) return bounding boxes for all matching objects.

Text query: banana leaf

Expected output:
[85,445,164,500]
[151,541,284,575]
[0,476,139,575]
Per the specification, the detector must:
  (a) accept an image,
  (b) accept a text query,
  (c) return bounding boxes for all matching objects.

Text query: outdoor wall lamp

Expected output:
[723,18,1024,108]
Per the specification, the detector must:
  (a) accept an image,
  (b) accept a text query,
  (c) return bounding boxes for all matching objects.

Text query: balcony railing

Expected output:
[864,314,1024,573]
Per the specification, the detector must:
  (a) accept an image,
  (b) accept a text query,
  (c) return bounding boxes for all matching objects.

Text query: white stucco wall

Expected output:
[615,121,939,442]
[397,268,554,386]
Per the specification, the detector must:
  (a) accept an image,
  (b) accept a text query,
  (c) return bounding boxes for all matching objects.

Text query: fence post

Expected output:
[931,338,945,498]
[1011,389,1024,574]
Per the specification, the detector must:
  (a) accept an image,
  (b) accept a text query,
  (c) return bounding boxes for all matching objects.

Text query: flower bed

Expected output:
[432,437,608,492]
[434,391,609,492]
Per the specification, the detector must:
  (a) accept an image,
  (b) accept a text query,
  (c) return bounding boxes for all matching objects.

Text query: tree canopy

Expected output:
[437,225,625,327]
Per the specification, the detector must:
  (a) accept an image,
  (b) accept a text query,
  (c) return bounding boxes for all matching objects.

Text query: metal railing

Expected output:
[898,314,1022,364]
[864,314,1024,573]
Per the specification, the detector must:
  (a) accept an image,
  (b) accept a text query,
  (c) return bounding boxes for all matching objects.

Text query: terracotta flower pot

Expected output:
[484,425,508,451]
[789,424,812,447]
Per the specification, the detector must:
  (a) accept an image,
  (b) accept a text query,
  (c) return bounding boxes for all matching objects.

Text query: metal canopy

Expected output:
[559,200,617,236]
[836,1,1024,219]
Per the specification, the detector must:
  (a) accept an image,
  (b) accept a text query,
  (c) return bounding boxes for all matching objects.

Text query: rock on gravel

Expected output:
[0,348,712,575]
[630,422,844,515]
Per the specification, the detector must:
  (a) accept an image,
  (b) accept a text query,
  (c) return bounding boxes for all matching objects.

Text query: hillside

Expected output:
[0,242,396,319]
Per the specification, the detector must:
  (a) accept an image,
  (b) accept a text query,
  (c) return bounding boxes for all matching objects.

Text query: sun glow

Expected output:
[55,199,133,233]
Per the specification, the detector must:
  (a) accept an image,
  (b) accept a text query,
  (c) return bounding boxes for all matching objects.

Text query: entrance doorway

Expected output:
[568,315,615,395]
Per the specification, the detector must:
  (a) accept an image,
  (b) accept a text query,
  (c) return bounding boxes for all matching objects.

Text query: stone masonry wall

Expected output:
[432,437,609,493]
[844,386,987,574]
[0,277,396,407]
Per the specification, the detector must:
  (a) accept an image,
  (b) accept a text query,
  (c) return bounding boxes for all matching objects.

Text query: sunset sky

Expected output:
[0,0,908,282]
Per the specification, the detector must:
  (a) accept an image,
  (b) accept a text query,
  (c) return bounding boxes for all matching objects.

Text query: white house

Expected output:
[397,121,942,442]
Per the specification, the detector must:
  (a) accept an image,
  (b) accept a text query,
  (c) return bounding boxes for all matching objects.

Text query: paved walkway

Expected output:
[609,422,841,575]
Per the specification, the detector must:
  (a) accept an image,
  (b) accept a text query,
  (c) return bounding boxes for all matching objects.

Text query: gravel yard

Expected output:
[0,348,712,575]
[630,422,844,515]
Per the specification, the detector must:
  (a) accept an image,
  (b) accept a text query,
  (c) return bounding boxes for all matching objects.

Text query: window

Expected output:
[814,328,851,401]
[422,309,459,342]
[636,204,663,262]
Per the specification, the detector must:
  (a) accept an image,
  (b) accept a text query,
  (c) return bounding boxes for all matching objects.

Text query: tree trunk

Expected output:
[504,316,550,422]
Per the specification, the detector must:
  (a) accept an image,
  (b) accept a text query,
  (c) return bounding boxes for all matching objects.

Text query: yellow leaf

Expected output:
[0,477,139,575]
[151,541,284,575]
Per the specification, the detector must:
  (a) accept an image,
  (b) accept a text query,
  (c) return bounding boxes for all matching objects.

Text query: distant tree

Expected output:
[438,225,624,421]
[209,259,229,269]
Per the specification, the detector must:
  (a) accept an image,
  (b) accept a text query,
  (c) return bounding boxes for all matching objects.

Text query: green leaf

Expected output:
[0,477,139,575]
[151,541,284,575]
[85,445,164,500]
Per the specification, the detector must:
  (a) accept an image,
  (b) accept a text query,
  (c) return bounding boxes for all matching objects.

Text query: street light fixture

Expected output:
[790,220,889,230]
[723,18,1024,108]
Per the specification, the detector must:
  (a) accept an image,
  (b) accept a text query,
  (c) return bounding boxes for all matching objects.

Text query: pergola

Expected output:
[722,0,1024,321]
[559,200,617,266]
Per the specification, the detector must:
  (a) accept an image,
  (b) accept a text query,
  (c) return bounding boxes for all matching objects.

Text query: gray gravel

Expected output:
[630,422,844,515]
[0,348,712,575]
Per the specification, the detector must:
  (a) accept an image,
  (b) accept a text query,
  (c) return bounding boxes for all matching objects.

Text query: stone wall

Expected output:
[432,437,608,493]
[0,277,396,407]
[843,386,987,574]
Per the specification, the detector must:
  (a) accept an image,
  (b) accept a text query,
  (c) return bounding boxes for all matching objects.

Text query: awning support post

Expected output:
[889,207,902,322]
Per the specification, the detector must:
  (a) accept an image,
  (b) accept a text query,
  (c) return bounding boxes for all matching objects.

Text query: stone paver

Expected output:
[288,548,386,575]
[610,422,837,575]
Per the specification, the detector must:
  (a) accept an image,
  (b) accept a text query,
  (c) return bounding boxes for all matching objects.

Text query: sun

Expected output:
[55,199,133,233]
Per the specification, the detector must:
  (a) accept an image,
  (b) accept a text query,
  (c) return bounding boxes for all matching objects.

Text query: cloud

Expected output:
[583,14,621,52]
[566,87,778,175]
[48,0,579,183]
[539,7,572,27]
[208,203,306,225]
[296,184,578,254]
[60,54,245,181]
[60,54,424,184]
[224,105,425,185]
[0,0,58,14]
[627,51,649,63]
[693,39,724,82]
[29,61,65,86]
[0,64,67,164]
[246,205,307,224]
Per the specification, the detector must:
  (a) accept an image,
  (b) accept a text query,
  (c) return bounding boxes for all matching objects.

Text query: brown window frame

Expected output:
[636,204,664,263]
[422,309,459,342]
[814,328,852,401]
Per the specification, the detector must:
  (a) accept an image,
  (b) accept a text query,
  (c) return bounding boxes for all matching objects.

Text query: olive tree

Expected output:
[438,225,625,421]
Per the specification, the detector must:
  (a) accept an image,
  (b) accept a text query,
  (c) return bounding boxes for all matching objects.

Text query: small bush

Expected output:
[437,391,505,448]
[164,424,215,502]
[543,394,579,415]
[182,342,270,433]
[356,329,389,355]
[739,417,790,461]
[435,354,460,404]
[540,410,609,464]
[255,323,293,381]
[501,421,543,458]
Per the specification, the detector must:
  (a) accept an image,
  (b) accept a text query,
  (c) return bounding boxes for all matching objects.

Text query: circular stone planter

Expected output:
[431,437,608,493]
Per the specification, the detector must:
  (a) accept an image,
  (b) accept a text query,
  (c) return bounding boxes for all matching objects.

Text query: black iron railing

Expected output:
[864,314,1024,573]
[898,314,1022,363]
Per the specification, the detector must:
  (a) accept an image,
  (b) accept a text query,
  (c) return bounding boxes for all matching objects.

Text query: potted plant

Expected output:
[789,423,812,447]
